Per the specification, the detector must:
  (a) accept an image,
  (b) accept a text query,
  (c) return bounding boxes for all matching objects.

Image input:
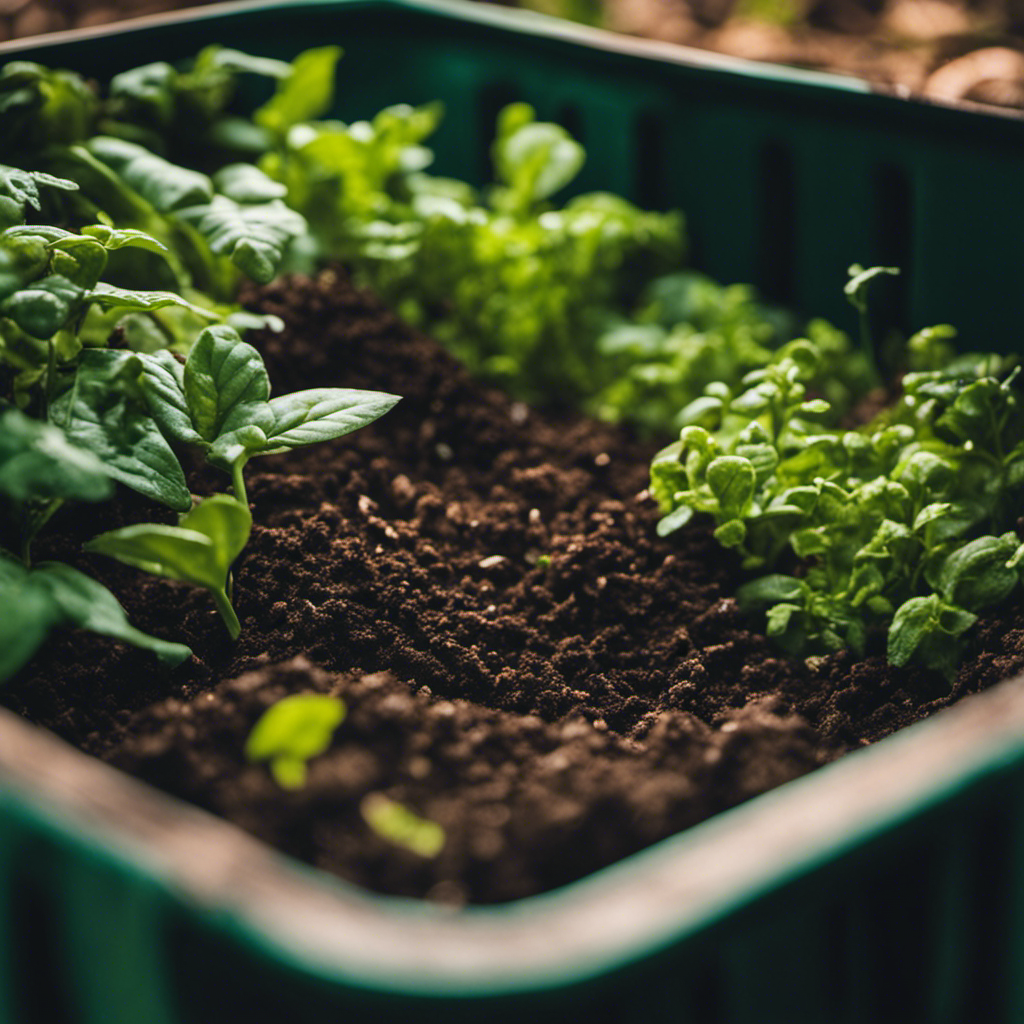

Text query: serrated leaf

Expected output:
[174,195,306,283]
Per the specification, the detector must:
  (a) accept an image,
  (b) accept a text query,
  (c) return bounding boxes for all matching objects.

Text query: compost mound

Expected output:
[7,267,1024,903]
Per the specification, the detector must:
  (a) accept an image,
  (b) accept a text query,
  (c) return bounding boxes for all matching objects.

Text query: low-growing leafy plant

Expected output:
[82,328,398,634]
[245,693,347,788]
[652,270,1024,679]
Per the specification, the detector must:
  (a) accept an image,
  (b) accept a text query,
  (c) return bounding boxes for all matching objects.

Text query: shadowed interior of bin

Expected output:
[6,2,1024,1020]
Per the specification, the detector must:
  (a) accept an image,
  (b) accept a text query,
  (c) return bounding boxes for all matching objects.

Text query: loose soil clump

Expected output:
[5,266,1024,902]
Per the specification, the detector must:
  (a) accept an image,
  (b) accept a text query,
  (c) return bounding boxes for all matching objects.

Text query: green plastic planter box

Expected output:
[3,2,1024,1021]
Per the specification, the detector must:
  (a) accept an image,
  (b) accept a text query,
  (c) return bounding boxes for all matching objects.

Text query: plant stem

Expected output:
[211,588,241,640]
[859,307,878,382]
[44,337,57,416]
[232,460,248,507]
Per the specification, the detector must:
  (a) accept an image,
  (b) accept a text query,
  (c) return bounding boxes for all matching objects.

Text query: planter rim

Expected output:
[2,672,1024,997]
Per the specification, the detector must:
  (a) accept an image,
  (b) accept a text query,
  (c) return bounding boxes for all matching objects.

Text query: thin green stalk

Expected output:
[44,337,57,416]
[232,460,248,507]
[211,587,241,640]
[858,306,877,382]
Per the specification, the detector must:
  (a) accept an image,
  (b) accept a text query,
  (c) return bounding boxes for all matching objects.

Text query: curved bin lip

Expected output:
[1,671,1023,997]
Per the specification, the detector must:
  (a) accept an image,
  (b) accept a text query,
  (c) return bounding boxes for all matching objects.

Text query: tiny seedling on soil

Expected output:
[244,693,347,788]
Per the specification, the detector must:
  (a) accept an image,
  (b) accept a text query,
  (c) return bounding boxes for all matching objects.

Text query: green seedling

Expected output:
[360,792,446,858]
[653,283,1024,680]
[140,323,400,505]
[85,494,251,638]
[245,693,347,788]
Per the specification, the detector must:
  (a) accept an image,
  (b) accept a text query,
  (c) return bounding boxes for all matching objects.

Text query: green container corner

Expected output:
[3,2,1024,1021]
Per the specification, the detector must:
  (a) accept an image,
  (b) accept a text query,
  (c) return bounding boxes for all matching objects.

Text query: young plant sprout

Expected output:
[244,693,347,789]
[138,324,400,507]
[86,494,252,639]
[360,793,445,858]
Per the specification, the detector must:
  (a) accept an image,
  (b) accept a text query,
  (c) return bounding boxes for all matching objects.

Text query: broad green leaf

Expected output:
[245,693,346,789]
[736,574,804,608]
[0,555,190,682]
[213,164,288,204]
[86,494,249,591]
[85,494,251,638]
[88,282,219,320]
[888,594,975,680]
[495,117,584,206]
[86,136,214,212]
[50,349,191,512]
[33,562,191,668]
[183,325,270,442]
[139,350,204,445]
[254,46,342,136]
[1,274,85,339]
[81,224,171,256]
[259,388,401,450]
[0,165,78,228]
[713,518,746,547]
[360,793,445,858]
[0,407,112,504]
[937,534,1019,611]
[707,456,756,517]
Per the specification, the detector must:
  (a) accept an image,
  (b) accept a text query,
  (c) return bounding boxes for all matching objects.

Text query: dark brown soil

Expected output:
[6,266,1024,904]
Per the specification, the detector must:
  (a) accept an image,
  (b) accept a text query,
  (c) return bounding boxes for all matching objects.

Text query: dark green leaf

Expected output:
[0,407,112,504]
[86,136,213,212]
[182,325,270,443]
[50,349,191,511]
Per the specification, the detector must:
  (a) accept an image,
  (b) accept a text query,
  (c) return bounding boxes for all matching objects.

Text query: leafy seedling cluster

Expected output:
[653,268,1024,679]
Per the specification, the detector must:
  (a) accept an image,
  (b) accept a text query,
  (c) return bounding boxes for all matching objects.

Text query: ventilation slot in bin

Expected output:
[872,163,913,336]
[757,140,797,308]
